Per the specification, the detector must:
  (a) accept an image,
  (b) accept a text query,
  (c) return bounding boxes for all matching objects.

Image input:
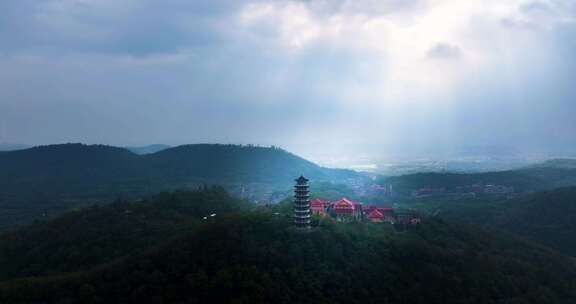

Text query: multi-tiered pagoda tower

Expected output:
[294,175,311,229]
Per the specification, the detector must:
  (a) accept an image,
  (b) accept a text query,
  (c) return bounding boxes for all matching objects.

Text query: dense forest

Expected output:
[459,187,576,256]
[0,144,361,229]
[384,167,576,194]
[1,188,576,303]
[488,187,576,256]
[404,186,576,257]
[0,188,249,280]
[3,145,576,303]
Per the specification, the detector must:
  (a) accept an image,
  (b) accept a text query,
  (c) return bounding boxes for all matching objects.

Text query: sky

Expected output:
[1,0,576,163]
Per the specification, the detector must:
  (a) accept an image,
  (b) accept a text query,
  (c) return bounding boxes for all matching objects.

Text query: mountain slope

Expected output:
[0,143,361,229]
[1,213,575,304]
[489,187,576,256]
[0,188,247,281]
[0,144,141,194]
[0,144,357,190]
[385,166,576,195]
[144,144,355,184]
[412,187,576,257]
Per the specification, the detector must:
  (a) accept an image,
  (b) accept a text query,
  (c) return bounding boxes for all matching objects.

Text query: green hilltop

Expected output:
[418,187,576,257]
[1,189,576,303]
[0,143,361,229]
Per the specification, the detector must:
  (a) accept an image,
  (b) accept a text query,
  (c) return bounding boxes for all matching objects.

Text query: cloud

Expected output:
[0,0,575,160]
[501,0,576,29]
[234,0,576,95]
[0,0,243,55]
[427,43,461,59]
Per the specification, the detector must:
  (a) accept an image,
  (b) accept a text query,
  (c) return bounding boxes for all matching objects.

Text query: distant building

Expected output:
[365,205,395,223]
[310,198,330,216]
[331,198,363,221]
[367,209,385,223]
[294,176,311,229]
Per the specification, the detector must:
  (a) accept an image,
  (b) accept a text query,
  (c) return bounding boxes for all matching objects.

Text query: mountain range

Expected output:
[0,143,361,229]
[2,144,576,302]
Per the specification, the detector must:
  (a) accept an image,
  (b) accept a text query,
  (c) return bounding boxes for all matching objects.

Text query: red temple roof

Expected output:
[310,198,329,214]
[310,198,329,207]
[365,205,393,214]
[333,198,359,214]
[368,209,384,219]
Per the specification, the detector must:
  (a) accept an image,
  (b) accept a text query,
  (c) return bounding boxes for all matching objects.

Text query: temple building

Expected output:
[364,205,395,223]
[331,198,363,221]
[310,198,330,216]
[293,175,311,229]
[367,209,385,223]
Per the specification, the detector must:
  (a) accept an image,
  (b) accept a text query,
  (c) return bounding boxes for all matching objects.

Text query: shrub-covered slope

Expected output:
[409,187,576,257]
[0,188,248,280]
[385,167,576,194]
[1,213,575,304]
[489,187,576,256]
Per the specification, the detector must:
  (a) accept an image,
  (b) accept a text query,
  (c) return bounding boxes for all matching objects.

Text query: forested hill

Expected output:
[488,187,576,256]
[532,158,576,169]
[0,144,140,187]
[408,186,576,257]
[0,144,358,194]
[385,166,576,194]
[143,144,355,183]
[1,210,576,303]
[0,143,360,229]
[0,188,249,281]
[449,187,576,257]
[0,143,356,186]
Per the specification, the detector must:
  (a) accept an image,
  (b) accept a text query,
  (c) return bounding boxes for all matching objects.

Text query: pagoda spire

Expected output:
[293,175,311,229]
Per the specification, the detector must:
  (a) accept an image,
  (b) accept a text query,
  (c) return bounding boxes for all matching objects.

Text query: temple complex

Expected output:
[295,176,420,227]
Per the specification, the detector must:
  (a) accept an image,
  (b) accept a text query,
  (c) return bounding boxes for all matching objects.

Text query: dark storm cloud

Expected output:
[0,0,242,55]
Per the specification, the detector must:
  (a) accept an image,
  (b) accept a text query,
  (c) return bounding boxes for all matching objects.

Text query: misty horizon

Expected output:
[2,141,575,174]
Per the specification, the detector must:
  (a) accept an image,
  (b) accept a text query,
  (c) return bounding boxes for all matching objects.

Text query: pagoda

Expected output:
[293,175,311,229]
